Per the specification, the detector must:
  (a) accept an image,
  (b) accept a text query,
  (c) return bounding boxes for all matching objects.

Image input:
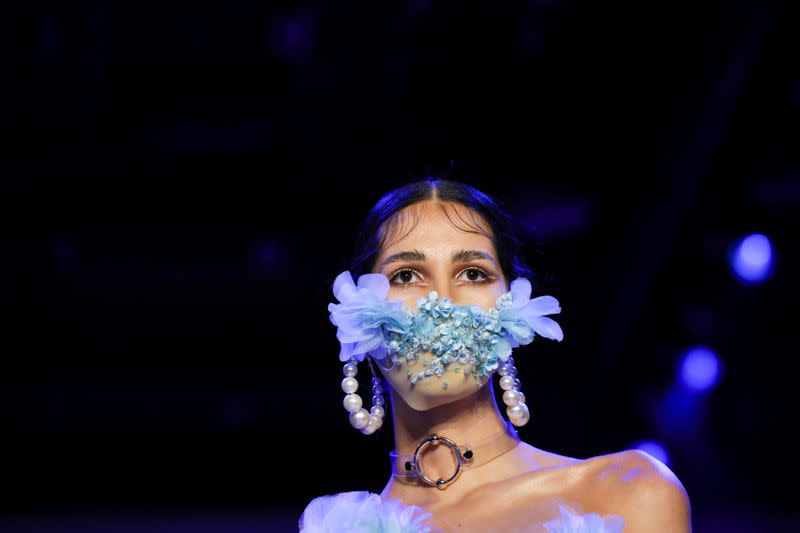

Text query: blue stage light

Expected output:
[679,346,721,392]
[729,233,773,284]
[633,440,670,467]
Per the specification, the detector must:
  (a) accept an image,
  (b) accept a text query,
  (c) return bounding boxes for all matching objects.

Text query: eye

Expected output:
[388,268,422,287]
[387,267,492,287]
[457,267,490,285]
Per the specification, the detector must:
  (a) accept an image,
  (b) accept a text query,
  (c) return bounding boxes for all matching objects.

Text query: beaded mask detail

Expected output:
[386,289,518,384]
[329,270,565,431]
[329,270,564,380]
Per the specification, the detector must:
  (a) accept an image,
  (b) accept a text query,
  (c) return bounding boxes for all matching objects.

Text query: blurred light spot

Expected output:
[653,382,703,443]
[729,233,773,284]
[250,239,282,272]
[260,242,281,270]
[679,346,721,392]
[633,440,670,467]
[517,199,591,242]
[270,13,315,58]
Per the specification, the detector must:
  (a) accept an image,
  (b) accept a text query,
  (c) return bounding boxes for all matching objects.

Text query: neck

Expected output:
[392,383,509,450]
[386,381,520,498]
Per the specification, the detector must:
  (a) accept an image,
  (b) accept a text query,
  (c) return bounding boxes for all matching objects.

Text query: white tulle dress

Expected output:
[298,490,625,533]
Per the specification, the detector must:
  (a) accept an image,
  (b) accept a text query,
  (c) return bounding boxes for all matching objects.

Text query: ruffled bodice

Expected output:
[541,503,625,533]
[298,491,625,532]
[298,491,436,533]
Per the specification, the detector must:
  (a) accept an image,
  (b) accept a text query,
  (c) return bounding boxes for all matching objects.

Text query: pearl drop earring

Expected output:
[498,356,530,426]
[341,356,386,435]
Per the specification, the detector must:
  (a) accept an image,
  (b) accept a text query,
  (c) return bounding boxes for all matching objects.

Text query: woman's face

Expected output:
[370,200,509,411]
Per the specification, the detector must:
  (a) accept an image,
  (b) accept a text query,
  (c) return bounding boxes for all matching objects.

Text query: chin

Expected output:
[376,353,491,411]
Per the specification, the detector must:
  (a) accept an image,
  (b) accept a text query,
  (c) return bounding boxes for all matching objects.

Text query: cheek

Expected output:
[375,361,406,392]
[387,292,422,314]
[375,361,404,388]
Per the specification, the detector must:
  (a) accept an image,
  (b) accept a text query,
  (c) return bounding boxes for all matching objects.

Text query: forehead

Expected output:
[377,201,497,257]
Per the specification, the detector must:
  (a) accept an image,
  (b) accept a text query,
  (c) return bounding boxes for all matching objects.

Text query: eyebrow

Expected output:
[379,248,496,271]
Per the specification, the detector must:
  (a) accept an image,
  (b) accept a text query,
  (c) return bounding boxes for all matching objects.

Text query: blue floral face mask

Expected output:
[328,270,564,386]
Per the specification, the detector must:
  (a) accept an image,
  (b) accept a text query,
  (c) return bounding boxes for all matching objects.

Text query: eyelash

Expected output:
[387,267,492,288]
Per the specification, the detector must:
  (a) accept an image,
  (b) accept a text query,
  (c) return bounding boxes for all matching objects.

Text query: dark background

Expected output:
[1,0,797,531]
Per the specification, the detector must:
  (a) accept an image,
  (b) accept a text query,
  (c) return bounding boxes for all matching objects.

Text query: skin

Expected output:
[367,199,692,532]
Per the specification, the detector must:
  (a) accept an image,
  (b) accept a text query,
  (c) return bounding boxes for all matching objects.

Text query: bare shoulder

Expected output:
[449,446,690,532]
[581,449,693,532]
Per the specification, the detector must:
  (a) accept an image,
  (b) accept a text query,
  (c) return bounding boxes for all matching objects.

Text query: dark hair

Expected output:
[347,177,537,289]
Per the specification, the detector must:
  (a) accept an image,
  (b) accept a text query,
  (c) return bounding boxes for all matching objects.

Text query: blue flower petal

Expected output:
[328,270,564,371]
[494,336,512,361]
[509,277,532,309]
[529,315,564,342]
[356,272,391,298]
[522,294,561,316]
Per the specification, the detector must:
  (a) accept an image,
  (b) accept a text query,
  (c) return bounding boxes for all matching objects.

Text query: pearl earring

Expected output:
[341,356,386,435]
[498,356,530,426]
